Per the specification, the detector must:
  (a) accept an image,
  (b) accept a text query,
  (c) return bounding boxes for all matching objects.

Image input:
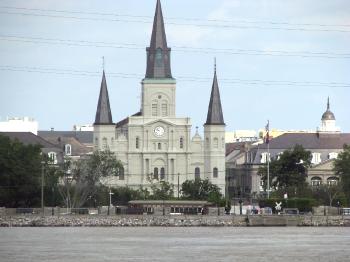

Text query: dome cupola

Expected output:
[321,97,335,121]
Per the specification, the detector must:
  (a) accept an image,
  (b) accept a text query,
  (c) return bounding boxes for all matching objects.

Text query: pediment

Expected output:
[144,119,176,127]
[310,159,335,169]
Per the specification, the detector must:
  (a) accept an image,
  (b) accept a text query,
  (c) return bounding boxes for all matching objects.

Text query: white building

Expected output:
[226,97,349,198]
[0,117,38,135]
[93,0,226,195]
[225,130,258,143]
[73,124,94,132]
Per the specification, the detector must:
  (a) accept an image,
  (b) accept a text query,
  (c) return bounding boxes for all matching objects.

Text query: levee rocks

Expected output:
[0,215,348,227]
[0,215,247,227]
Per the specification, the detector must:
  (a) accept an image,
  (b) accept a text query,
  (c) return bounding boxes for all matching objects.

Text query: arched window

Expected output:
[213,167,218,178]
[180,137,184,149]
[222,138,225,148]
[155,48,163,67]
[95,137,98,146]
[65,144,71,156]
[213,138,219,148]
[327,177,339,186]
[102,137,108,150]
[154,168,159,180]
[311,177,322,187]
[195,167,200,180]
[160,167,165,180]
[206,138,209,148]
[136,137,140,149]
[119,166,125,180]
[158,143,162,150]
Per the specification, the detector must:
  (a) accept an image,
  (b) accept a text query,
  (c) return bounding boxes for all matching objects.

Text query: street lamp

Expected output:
[109,187,114,207]
[65,169,71,214]
[284,192,288,208]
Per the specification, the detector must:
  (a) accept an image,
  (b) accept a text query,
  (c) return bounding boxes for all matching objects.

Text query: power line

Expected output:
[1,35,350,59]
[1,9,350,33]
[1,65,349,88]
[1,5,350,31]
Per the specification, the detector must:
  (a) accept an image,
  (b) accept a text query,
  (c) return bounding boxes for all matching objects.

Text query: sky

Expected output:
[0,0,349,134]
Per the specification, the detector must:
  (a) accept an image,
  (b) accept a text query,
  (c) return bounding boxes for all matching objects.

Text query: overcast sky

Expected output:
[0,0,349,134]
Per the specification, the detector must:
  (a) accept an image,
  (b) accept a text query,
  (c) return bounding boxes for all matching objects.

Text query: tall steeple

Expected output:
[145,0,172,79]
[205,61,225,125]
[94,71,113,125]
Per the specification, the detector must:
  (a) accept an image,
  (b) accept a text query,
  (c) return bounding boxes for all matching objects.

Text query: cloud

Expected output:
[208,0,241,21]
[167,25,212,46]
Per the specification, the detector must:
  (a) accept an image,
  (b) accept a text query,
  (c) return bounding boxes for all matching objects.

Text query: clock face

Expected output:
[154,126,165,137]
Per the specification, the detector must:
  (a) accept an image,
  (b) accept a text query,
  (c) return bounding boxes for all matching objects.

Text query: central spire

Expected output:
[145,0,172,79]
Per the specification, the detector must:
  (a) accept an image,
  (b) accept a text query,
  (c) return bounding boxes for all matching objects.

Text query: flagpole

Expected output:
[267,120,270,199]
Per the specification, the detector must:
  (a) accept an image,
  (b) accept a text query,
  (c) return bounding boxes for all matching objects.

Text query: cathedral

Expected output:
[93,0,226,195]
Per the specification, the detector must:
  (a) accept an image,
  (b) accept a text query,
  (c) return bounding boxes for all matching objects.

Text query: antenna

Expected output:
[327,96,330,110]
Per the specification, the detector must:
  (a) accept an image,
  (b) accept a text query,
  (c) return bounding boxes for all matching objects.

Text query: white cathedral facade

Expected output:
[93,0,226,195]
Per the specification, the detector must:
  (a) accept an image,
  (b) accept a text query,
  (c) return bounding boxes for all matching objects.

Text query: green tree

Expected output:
[0,135,42,207]
[43,163,63,207]
[334,144,350,202]
[258,144,312,197]
[181,179,223,202]
[58,150,123,208]
[150,181,174,200]
[313,184,344,207]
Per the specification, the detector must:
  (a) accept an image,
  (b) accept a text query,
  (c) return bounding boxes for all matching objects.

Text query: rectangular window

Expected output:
[152,104,157,116]
[260,152,270,164]
[213,138,218,148]
[329,152,338,159]
[161,104,167,116]
[311,153,321,165]
[213,167,218,178]
[48,152,57,164]
[119,168,125,180]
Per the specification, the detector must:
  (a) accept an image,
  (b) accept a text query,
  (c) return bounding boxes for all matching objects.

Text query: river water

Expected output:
[0,227,349,262]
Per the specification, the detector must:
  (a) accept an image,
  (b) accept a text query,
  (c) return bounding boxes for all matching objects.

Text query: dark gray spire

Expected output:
[205,65,225,125]
[322,97,335,120]
[94,71,113,125]
[145,0,172,79]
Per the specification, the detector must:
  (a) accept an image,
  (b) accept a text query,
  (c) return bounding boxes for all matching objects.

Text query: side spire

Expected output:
[145,0,172,79]
[205,62,225,125]
[94,70,113,125]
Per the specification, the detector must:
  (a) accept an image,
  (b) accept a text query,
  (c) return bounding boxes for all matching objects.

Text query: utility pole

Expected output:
[41,162,45,216]
[177,173,180,199]
[267,141,270,199]
[266,120,270,199]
